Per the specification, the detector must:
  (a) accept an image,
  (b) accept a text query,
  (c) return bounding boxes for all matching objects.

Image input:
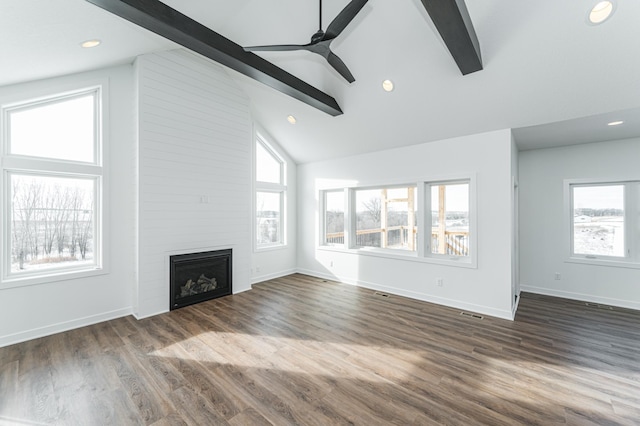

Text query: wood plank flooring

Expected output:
[1,274,639,425]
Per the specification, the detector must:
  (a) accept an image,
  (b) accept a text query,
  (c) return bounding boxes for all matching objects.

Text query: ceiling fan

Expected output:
[244,0,368,83]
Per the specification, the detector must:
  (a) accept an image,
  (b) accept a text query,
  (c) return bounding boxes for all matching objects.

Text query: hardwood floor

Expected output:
[1,274,639,425]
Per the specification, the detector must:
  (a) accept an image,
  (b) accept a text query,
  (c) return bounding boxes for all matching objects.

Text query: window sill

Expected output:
[565,256,640,270]
[318,245,476,269]
[255,244,288,253]
[1,266,108,290]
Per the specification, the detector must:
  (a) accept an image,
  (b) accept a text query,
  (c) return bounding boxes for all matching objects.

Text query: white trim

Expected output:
[296,268,514,320]
[423,176,477,268]
[320,188,346,247]
[316,173,477,269]
[254,126,288,251]
[0,307,132,348]
[521,284,640,312]
[251,268,297,285]
[564,178,640,268]
[1,81,109,287]
[0,266,108,290]
[316,245,477,268]
[512,290,522,319]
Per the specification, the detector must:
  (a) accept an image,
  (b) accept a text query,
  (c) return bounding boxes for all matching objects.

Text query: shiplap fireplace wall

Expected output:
[135,50,252,318]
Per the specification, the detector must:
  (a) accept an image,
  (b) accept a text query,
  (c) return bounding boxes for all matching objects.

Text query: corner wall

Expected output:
[135,50,252,318]
[297,129,516,319]
[519,138,640,310]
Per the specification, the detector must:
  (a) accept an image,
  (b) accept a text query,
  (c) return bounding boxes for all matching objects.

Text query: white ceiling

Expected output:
[2,0,640,163]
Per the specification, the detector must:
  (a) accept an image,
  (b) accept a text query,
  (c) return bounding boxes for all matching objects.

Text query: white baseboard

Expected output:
[251,268,298,285]
[0,307,133,348]
[521,284,640,311]
[512,290,522,318]
[132,308,168,320]
[296,268,514,320]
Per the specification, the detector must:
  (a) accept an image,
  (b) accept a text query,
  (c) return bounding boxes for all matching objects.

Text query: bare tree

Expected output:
[362,197,382,226]
[54,186,73,257]
[11,179,28,269]
[69,188,83,258]
[76,192,93,260]
[11,177,45,268]
[41,184,57,256]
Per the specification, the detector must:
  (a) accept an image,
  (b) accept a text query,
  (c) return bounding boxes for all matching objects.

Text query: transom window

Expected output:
[2,87,104,284]
[254,133,286,249]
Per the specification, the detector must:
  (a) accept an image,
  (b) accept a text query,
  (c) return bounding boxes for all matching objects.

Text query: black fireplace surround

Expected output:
[170,249,232,310]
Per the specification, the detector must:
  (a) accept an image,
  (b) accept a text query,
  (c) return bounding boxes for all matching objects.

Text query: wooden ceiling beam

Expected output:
[419,0,483,75]
[85,0,343,116]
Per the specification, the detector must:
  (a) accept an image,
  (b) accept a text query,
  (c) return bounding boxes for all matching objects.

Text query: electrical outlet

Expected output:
[554,272,561,280]
[256,266,261,273]
[330,260,334,267]
[436,278,444,287]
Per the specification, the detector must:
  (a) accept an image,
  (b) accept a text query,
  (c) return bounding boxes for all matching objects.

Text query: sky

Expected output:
[573,185,624,210]
[10,93,95,163]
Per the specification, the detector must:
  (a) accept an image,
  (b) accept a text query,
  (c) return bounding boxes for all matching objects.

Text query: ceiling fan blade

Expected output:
[327,51,355,83]
[244,44,307,52]
[324,0,368,40]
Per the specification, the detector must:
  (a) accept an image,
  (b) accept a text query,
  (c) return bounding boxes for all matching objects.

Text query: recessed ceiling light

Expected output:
[382,79,394,92]
[80,39,101,48]
[588,1,614,25]
[287,115,297,124]
[607,120,624,126]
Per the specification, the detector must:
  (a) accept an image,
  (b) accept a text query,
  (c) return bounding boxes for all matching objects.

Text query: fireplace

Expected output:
[170,249,232,310]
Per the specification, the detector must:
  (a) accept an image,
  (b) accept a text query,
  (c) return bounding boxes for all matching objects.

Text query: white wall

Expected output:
[250,128,297,284]
[0,65,136,346]
[135,50,252,318]
[519,138,640,310]
[297,129,516,319]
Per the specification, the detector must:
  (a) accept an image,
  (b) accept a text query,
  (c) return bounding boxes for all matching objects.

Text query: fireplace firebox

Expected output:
[170,249,232,310]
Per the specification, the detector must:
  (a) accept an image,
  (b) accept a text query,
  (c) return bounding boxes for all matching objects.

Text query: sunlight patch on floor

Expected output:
[149,331,426,383]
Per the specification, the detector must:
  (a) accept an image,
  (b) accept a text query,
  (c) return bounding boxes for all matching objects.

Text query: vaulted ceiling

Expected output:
[2,0,640,163]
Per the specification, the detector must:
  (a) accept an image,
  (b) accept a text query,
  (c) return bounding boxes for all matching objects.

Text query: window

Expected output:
[323,190,345,246]
[427,181,470,258]
[255,133,286,249]
[2,87,104,283]
[569,181,639,264]
[354,186,416,251]
[320,176,475,267]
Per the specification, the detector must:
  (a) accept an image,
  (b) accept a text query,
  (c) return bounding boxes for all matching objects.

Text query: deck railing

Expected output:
[325,228,469,255]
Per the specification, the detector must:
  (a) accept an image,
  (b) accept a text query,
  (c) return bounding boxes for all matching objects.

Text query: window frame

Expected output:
[254,130,287,251]
[321,189,347,247]
[318,174,477,269]
[350,184,418,253]
[423,179,473,263]
[565,179,640,268]
[1,83,108,287]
